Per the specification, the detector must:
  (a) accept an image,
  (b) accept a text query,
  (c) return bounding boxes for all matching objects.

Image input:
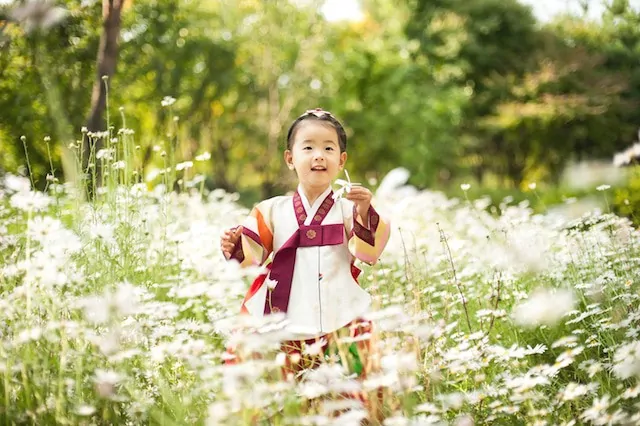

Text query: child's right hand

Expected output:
[221,226,243,260]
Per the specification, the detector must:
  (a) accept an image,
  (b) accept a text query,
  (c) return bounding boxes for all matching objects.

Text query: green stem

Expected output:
[55,331,68,421]
[20,363,32,414]
[20,136,35,189]
[25,209,32,317]
[3,352,10,424]
[104,75,110,136]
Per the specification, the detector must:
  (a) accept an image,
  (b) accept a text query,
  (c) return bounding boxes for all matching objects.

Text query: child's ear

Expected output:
[339,152,347,169]
[284,150,294,170]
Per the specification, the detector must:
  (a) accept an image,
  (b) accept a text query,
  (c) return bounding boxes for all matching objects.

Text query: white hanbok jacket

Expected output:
[231,185,390,340]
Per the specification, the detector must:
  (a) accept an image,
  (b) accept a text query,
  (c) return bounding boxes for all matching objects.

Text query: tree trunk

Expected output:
[83,0,124,190]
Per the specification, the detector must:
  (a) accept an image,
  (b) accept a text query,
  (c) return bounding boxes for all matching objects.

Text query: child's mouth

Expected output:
[311,167,327,172]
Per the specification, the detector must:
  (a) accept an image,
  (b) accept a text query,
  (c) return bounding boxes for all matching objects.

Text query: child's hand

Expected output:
[221,226,243,260]
[345,185,372,226]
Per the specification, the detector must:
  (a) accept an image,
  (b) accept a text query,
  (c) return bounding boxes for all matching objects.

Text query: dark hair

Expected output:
[286,109,347,152]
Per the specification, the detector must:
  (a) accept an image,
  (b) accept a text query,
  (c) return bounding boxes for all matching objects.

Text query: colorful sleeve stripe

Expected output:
[242,227,261,246]
[240,236,269,266]
[251,206,273,254]
[353,216,375,246]
[349,205,390,265]
[237,203,274,267]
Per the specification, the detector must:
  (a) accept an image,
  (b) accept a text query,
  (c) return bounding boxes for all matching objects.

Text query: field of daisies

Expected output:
[1,144,640,425]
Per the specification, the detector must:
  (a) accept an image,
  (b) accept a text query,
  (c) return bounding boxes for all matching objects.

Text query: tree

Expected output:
[323,0,470,186]
[85,0,124,135]
[81,0,125,192]
[0,0,102,187]
[479,29,630,185]
[197,0,339,198]
[404,0,545,186]
[406,0,539,105]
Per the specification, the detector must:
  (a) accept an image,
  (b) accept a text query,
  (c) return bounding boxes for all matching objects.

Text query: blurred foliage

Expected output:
[613,166,640,226]
[406,0,640,188]
[1,0,640,208]
[0,0,101,183]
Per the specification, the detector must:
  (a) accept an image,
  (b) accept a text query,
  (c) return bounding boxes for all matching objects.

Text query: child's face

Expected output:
[284,120,347,193]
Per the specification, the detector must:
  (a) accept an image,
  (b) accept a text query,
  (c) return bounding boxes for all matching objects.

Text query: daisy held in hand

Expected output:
[333,169,356,201]
[333,169,373,227]
[220,108,390,417]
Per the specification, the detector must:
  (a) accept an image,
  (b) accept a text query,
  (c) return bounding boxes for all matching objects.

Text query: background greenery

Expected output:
[3,2,640,424]
[1,0,639,215]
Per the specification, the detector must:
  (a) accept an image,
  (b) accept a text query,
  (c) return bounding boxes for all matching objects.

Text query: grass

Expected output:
[1,96,640,425]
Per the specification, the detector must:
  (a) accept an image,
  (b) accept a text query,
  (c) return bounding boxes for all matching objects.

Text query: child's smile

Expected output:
[284,121,347,203]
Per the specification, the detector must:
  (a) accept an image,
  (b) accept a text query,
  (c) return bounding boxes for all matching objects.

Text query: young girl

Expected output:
[221,108,390,379]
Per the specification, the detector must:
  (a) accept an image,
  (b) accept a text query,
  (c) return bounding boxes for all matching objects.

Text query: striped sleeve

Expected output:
[230,200,274,267]
[348,204,390,265]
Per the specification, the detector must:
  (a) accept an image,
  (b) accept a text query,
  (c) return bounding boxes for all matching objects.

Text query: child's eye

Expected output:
[325,147,334,151]
[303,146,312,150]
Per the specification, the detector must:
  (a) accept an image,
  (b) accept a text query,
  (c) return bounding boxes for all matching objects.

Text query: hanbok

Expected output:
[226,185,390,386]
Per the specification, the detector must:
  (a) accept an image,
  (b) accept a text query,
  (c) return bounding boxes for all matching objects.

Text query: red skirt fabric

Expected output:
[279,317,373,378]
[224,265,383,419]
[226,262,370,376]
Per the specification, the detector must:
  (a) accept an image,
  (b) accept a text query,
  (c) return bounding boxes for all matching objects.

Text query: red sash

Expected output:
[267,191,344,314]
[240,191,363,315]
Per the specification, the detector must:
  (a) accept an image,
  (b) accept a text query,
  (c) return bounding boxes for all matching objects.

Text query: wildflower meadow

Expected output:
[1,114,640,426]
[5,0,640,423]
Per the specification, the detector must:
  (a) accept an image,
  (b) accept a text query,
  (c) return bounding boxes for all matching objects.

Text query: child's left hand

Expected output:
[345,184,372,226]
